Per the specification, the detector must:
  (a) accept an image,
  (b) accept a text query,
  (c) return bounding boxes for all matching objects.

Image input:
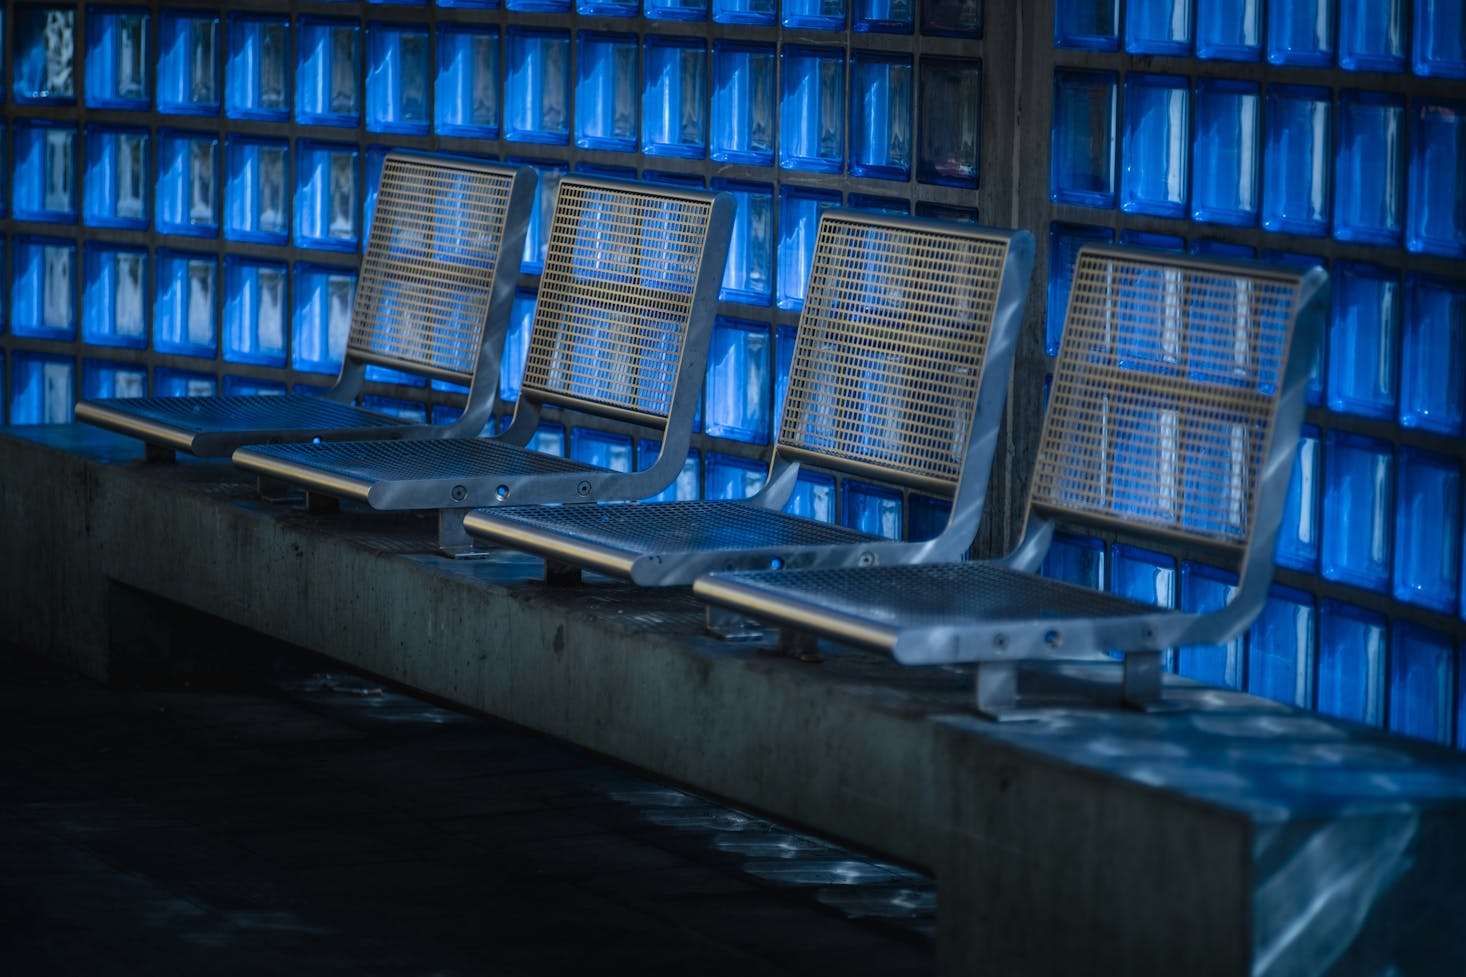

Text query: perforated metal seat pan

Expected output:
[695,562,1204,666]
[75,395,412,458]
[232,438,608,509]
[464,501,885,585]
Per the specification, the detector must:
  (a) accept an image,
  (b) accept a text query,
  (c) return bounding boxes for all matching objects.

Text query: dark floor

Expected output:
[0,642,933,976]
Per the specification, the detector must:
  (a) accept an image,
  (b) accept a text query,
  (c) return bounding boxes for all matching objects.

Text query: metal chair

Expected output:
[462,211,1033,588]
[694,246,1328,716]
[232,176,733,555]
[76,153,535,461]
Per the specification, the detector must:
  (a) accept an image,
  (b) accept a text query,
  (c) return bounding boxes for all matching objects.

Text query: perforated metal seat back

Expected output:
[520,178,724,425]
[1030,247,1310,560]
[777,213,1013,495]
[346,155,522,385]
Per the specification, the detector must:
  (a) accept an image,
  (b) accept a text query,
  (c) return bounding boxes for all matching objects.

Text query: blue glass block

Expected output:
[153,250,217,358]
[224,376,286,397]
[13,6,75,102]
[1191,79,1260,226]
[583,162,640,180]
[86,7,149,109]
[570,428,634,472]
[364,362,424,387]
[528,422,566,457]
[1125,0,1191,54]
[431,404,466,427]
[1321,431,1395,593]
[1334,91,1405,247]
[710,42,775,165]
[1389,623,1454,743]
[366,24,430,135]
[774,325,798,422]
[1394,448,1462,614]
[1400,273,1466,437]
[504,29,570,145]
[781,471,836,521]
[1327,261,1399,420]
[357,395,425,423]
[644,170,704,189]
[578,0,636,14]
[436,27,500,139]
[1190,238,1255,258]
[226,15,290,121]
[158,10,219,115]
[842,482,902,539]
[0,355,5,424]
[1407,100,1466,258]
[1414,0,1466,77]
[642,37,706,159]
[10,352,75,424]
[647,0,709,20]
[155,130,218,238]
[82,245,148,349]
[82,126,148,229]
[1118,230,1184,250]
[776,186,841,311]
[1111,544,1175,608]
[921,0,980,35]
[1045,223,1113,356]
[0,127,7,220]
[1120,74,1188,217]
[1266,0,1334,66]
[1051,70,1116,207]
[1195,0,1261,60]
[294,141,359,253]
[12,120,77,223]
[1317,600,1385,725]
[499,289,536,402]
[713,0,776,26]
[1339,0,1406,71]
[850,194,908,215]
[1246,585,1314,708]
[704,318,770,444]
[508,0,569,13]
[362,146,391,239]
[223,257,287,368]
[296,19,360,127]
[915,202,978,223]
[784,0,846,29]
[638,444,701,502]
[916,59,980,189]
[1178,563,1242,688]
[11,237,76,339]
[224,136,289,245]
[82,360,146,400]
[292,264,355,375]
[1053,0,1118,49]
[1276,426,1321,572]
[855,0,913,32]
[511,160,566,272]
[1260,250,1327,405]
[849,53,912,181]
[154,368,216,398]
[1040,532,1105,589]
[905,495,950,542]
[780,47,845,173]
[1262,85,1331,236]
[705,452,766,500]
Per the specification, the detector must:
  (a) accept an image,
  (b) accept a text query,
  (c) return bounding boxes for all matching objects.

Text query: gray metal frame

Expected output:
[461,210,1033,586]
[231,175,734,554]
[695,246,1329,716]
[73,154,535,460]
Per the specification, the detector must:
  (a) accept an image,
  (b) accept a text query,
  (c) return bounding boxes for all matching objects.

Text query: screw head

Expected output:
[495,485,510,501]
[451,485,468,502]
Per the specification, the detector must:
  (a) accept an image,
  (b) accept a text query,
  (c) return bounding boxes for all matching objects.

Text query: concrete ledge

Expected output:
[4,424,1465,977]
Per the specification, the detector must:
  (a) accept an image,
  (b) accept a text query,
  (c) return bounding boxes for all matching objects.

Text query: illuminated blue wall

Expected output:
[0,1,1462,745]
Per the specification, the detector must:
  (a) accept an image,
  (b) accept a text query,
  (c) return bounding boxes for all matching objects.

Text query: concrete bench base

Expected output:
[3,425,1464,977]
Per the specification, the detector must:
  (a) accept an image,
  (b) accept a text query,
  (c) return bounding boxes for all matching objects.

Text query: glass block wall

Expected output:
[2,2,1463,747]
[0,0,995,543]
[1040,0,1465,745]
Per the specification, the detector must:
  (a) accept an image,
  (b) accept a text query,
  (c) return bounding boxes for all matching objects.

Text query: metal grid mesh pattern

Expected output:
[1030,249,1303,550]
[346,156,517,383]
[485,501,882,552]
[777,215,1010,488]
[520,181,715,420]
[241,437,601,481]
